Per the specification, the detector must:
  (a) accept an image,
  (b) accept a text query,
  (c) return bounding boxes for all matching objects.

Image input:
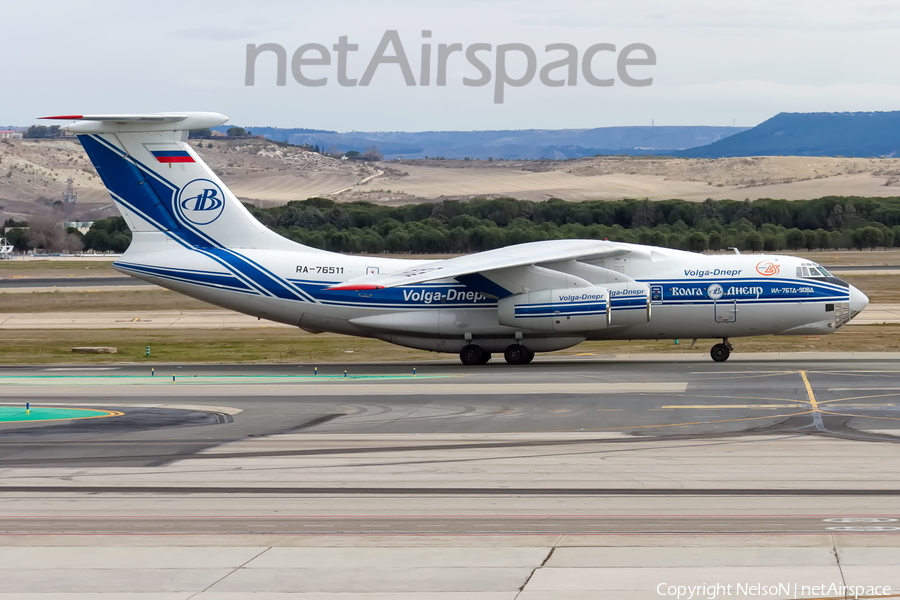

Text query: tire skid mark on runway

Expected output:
[817,392,900,405]
[333,402,483,426]
[283,414,345,432]
[0,429,801,467]
[567,411,809,433]
[182,437,783,474]
[823,411,900,422]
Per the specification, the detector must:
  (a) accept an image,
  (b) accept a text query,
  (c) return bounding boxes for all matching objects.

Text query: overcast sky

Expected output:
[4,0,899,131]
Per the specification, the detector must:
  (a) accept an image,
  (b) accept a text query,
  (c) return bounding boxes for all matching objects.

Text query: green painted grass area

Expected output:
[0,406,120,423]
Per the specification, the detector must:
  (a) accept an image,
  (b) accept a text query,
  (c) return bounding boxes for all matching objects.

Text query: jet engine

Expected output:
[498,286,610,332]
[606,282,652,326]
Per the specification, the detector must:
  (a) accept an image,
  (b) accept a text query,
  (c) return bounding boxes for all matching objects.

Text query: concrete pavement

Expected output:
[2,359,900,597]
[0,537,897,598]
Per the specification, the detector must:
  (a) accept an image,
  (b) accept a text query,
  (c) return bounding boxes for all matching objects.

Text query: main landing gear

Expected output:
[459,344,491,365]
[710,338,734,362]
[503,343,535,365]
[458,343,535,365]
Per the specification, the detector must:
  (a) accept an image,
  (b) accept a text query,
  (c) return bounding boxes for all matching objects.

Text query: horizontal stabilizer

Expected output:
[40,112,228,133]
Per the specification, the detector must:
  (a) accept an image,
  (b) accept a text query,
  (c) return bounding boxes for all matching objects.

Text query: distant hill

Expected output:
[214,125,747,160]
[675,111,900,158]
[213,126,336,137]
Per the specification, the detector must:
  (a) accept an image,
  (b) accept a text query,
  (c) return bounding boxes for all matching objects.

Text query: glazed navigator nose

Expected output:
[849,285,869,319]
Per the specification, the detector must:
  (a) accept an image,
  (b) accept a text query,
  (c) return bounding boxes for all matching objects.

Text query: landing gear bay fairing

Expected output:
[48,112,869,364]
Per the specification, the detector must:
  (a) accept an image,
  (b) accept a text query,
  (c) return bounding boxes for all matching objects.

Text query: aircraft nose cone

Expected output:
[849,284,869,318]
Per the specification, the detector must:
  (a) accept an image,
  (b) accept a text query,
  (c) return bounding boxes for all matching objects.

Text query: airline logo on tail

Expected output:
[177,179,225,225]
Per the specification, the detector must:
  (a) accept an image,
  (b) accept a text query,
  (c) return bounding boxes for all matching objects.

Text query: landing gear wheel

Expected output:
[459,344,485,366]
[710,343,731,362]
[524,350,535,364]
[477,352,492,365]
[504,344,530,365]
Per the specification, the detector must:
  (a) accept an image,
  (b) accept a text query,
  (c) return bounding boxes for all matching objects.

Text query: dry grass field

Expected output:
[0,288,209,313]
[346,156,900,204]
[0,323,896,365]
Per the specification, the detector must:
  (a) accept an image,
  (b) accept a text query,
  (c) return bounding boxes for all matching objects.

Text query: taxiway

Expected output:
[2,357,899,597]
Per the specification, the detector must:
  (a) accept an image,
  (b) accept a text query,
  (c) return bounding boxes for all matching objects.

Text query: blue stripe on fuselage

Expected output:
[645,278,849,303]
[115,262,252,291]
[515,303,607,317]
[110,263,850,311]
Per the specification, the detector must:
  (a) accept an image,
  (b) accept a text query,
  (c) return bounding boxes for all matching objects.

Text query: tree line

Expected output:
[22,125,63,139]
[246,196,900,254]
[2,216,128,253]
[9,195,900,254]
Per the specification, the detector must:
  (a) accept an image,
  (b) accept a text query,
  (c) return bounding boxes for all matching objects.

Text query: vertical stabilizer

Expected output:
[44,113,316,252]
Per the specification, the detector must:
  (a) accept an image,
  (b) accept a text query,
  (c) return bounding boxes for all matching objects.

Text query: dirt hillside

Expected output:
[2,137,900,220]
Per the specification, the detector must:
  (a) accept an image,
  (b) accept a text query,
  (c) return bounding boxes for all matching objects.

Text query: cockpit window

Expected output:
[798,263,830,279]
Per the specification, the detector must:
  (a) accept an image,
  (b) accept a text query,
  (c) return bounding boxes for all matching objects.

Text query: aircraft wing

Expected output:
[328,239,630,290]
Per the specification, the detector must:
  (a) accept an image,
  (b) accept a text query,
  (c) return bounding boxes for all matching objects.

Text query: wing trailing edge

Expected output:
[326,239,631,290]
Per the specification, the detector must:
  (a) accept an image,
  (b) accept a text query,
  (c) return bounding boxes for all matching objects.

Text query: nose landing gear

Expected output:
[710,338,733,362]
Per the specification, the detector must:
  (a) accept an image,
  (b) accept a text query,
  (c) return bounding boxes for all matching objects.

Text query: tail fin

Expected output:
[44,112,305,252]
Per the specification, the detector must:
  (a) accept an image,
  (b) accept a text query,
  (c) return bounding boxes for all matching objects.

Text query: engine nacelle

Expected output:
[498,286,610,333]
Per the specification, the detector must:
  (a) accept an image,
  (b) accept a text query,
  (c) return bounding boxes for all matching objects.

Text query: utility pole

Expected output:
[62,177,77,203]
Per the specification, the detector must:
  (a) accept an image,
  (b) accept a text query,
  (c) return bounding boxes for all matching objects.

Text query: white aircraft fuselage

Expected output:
[49,112,869,364]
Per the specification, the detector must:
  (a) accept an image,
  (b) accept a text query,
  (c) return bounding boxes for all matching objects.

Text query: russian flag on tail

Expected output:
[151,150,194,163]
[143,143,196,164]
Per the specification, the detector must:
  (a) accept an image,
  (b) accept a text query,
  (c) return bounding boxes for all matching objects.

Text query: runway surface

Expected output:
[0,276,151,288]
[2,359,900,528]
[3,357,900,597]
